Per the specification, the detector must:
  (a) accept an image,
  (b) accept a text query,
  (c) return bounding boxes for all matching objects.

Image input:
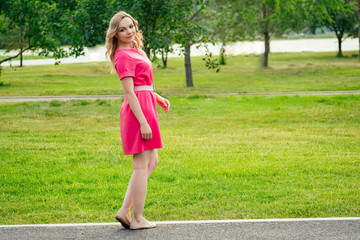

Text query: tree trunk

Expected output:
[184,43,193,87]
[145,47,151,58]
[161,49,167,68]
[337,35,343,57]
[262,4,270,68]
[263,30,270,68]
[358,0,360,61]
[20,32,23,67]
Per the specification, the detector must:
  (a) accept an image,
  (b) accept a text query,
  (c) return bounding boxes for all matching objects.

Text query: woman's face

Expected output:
[116,17,136,46]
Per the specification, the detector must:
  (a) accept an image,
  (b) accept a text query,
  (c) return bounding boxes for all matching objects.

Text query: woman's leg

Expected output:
[118,149,158,213]
[117,149,158,228]
[147,149,158,177]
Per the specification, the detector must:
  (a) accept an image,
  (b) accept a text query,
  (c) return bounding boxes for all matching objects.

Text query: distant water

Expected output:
[1,38,358,66]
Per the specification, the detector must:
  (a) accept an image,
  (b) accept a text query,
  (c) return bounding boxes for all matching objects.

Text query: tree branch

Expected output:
[331,23,340,39]
[0,46,33,64]
[193,30,218,44]
[152,14,158,35]
[188,6,203,22]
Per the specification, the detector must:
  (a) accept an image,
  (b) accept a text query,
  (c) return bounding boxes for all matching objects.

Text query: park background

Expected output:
[0,0,359,224]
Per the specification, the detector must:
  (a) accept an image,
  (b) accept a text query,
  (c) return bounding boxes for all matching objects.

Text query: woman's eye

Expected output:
[130,25,134,28]
[119,29,124,32]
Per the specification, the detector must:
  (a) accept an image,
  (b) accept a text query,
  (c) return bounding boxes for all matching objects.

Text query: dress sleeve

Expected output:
[114,53,136,80]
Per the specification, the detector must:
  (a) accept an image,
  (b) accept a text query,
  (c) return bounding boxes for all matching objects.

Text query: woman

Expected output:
[105,11,170,230]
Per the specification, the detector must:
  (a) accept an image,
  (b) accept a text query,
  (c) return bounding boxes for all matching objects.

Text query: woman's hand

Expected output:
[140,122,152,140]
[156,96,170,113]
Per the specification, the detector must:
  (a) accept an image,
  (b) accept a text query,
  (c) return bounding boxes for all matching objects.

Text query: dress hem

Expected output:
[124,146,163,156]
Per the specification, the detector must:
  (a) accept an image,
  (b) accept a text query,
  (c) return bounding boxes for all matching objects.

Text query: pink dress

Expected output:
[114,48,162,155]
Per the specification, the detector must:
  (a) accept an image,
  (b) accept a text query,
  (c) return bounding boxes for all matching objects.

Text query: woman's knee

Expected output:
[132,151,150,170]
[148,150,158,171]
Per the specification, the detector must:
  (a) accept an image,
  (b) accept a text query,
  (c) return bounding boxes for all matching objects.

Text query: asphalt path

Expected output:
[1,218,359,240]
[1,90,360,103]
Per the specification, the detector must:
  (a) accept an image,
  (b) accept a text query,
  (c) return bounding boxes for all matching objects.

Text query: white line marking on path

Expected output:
[1,217,359,228]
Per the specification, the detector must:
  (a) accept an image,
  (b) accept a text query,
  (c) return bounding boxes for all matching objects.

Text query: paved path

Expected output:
[1,90,360,103]
[1,218,359,240]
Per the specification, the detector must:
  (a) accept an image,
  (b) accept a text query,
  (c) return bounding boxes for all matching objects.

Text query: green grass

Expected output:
[1,51,359,96]
[1,94,359,224]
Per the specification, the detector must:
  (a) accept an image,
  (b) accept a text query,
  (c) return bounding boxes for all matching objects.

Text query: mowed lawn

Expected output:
[1,51,360,96]
[0,94,359,224]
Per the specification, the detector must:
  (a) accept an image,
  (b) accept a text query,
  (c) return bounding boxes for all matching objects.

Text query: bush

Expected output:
[219,47,226,65]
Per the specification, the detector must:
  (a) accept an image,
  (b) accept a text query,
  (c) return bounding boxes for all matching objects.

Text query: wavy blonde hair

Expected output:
[105,11,143,73]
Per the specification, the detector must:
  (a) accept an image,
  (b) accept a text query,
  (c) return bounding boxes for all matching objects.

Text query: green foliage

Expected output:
[0,0,65,63]
[173,0,217,48]
[212,0,307,67]
[219,46,226,65]
[0,81,10,87]
[307,0,358,57]
[116,0,190,65]
[200,44,220,72]
[0,0,113,65]
[60,0,113,51]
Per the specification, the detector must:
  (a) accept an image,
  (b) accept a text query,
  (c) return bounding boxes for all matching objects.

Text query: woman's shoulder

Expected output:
[114,49,134,62]
[115,48,148,63]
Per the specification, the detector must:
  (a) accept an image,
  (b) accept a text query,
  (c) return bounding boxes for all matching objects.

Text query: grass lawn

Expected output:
[0,94,359,224]
[0,51,359,96]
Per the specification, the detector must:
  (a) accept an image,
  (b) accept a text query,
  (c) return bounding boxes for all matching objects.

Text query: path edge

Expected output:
[1,217,359,228]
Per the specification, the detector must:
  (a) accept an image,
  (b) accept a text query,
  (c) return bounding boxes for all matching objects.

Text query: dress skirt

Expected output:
[120,91,162,155]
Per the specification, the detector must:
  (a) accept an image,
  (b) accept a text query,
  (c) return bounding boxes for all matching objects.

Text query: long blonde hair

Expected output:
[105,11,144,72]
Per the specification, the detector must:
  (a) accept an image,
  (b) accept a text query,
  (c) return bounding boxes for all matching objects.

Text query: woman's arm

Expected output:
[138,49,170,113]
[121,77,152,140]
[155,93,170,113]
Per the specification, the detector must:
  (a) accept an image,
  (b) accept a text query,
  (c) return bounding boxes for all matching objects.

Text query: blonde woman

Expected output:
[105,11,170,230]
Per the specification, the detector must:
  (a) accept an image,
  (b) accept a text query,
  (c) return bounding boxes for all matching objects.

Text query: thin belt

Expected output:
[133,85,155,92]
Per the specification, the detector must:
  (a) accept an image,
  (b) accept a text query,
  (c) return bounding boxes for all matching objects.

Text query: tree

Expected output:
[308,0,357,57]
[358,0,360,60]
[199,1,245,66]
[0,0,59,66]
[218,0,306,68]
[177,3,206,87]
[154,1,189,68]
[175,0,219,87]
[0,0,112,67]
[117,0,168,63]
[119,0,218,86]
[351,0,360,60]
[60,0,113,55]
[116,0,189,68]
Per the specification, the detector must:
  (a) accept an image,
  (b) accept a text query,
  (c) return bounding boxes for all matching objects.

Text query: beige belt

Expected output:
[133,85,155,92]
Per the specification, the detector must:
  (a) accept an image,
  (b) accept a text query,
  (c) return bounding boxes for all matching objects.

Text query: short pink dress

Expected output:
[114,47,162,155]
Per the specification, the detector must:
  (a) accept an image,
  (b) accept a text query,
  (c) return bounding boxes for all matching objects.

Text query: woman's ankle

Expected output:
[132,214,144,222]
[117,207,130,216]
